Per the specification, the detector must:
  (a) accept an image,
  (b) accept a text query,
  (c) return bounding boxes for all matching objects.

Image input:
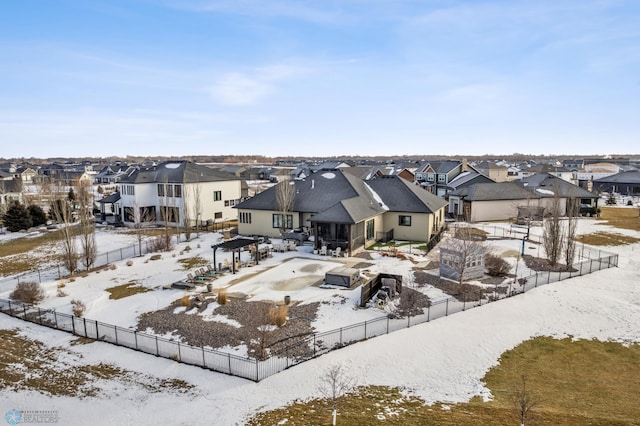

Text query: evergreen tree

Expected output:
[28,204,48,227]
[3,203,32,232]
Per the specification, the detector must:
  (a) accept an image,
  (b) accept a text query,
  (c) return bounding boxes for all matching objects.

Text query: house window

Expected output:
[224,200,229,207]
[122,185,135,196]
[140,206,156,222]
[124,207,134,222]
[214,191,222,201]
[160,206,179,223]
[240,212,252,224]
[437,174,446,183]
[157,184,165,197]
[366,219,375,240]
[399,215,411,226]
[214,212,222,219]
[272,214,293,229]
[166,184,174,197]
[427,174,435,182]
[174,185,182,198]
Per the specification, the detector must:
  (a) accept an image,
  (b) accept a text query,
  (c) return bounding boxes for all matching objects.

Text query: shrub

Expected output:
[71,299,86,317]
[126,260,133,267]
[109,264,117,270]
[10,281,45,304]
[56,288,68,297]
[217,288,227,305]
[269,305,288,327]
[147,235,173,252]
[485,252,511,277]
[179,295,191,307]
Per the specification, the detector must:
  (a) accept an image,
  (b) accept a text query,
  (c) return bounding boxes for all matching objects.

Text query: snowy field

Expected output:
[1,217,639,425]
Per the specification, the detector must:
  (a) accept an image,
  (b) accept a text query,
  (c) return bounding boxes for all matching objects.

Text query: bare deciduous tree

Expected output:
[440,226,485,296]
[512,375,540,426]
[49,180,78,275]
[564,194,580,267]
[275,180,296,234]
[318,363,355,426]
[76,179,96,270]
[133,201,154,256]
[542,191,564,266]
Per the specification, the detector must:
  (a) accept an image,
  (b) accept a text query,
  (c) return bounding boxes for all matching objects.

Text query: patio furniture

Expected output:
[332,247,342,257]
[319,246,328,255]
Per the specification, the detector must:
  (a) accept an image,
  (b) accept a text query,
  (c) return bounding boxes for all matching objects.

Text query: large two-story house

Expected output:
[115,161,243,228]
[234,170,447,255]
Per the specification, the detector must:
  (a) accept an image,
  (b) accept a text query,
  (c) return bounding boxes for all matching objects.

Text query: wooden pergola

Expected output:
[210,237,260,274]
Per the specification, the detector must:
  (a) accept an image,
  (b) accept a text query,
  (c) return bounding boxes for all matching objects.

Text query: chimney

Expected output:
[462,158,468,172]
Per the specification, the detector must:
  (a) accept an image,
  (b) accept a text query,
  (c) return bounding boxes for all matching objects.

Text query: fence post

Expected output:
[386,317,389,333]
[427,305,430,322]
[8,300,13,316]
[38,308,43,324]
[339,327,343,344]
[53,311,58,328]
[95,321,99,339]
[22,304,27,319]
[228,353,232,374]
[407,314,410,328]
[114,325,118,344]
[202,347,205,367]
[256,359,259,382]
[83,318,88,337]
[120,248,123,260]
[445,299,449,316]
[134,331,138,349]
[177,342,181,360]
[364,321,367,339]
[313,334,317,355]
[155,336,159,355]
[106,252,109,264]
[72,315,76,334]
[38,269,41,283]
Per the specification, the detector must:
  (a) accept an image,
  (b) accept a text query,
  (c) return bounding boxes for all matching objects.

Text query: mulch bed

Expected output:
[522,255,577,273]
[137,298,320,360]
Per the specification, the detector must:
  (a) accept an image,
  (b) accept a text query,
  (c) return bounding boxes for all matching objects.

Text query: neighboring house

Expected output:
[0,178,24,213]
[448,174,598,222]
[473,162,508,182]
[14,166,38,184]
[117,160,243,227]
[94,163,135,185]
[593,171,640,196]
[448,182,537,222]
[234,170,448,254]
[445,171,494,194]
[414,159,474,197]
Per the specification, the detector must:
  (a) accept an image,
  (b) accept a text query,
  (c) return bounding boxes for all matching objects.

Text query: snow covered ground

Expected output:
[1,217,639,425]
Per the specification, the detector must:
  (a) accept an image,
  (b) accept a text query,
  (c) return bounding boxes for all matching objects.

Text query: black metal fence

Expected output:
[0,242,154,291]
[0,248,618,382]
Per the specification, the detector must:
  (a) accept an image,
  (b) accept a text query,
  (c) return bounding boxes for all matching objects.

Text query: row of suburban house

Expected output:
[3,159,639,253]
[90,159,636,256]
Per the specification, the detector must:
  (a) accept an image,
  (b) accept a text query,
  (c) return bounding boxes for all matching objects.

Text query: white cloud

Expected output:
[207,64,306,106]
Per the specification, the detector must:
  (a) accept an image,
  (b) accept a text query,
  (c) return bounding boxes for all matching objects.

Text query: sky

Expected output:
[1,0,639,159]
